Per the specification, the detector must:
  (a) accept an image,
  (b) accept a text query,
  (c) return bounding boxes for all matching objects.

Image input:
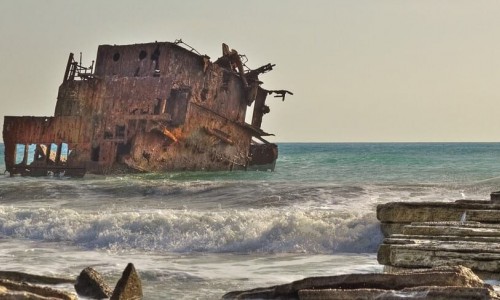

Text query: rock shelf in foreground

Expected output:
[377,200,500,237]
[378,222,500,272]
[377,193,500,274]
[222,266,499,299]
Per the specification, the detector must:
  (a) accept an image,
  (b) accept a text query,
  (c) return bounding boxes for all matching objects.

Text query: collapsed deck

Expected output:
[3,41,291,176]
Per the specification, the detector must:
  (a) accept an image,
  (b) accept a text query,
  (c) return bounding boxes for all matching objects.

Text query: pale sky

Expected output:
[2,1,500,142]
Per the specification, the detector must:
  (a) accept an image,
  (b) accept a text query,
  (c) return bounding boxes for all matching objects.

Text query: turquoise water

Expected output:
[0,142,499,299]
[277,143,500,184]
[3,142,500,184]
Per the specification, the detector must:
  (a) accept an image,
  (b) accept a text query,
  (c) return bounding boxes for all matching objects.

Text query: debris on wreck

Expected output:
[2,40,292,176]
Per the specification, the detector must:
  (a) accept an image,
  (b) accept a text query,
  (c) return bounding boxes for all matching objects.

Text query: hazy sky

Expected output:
[2,1,500,142]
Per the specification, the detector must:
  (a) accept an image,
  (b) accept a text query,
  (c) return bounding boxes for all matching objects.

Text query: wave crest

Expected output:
[0,206,382,254]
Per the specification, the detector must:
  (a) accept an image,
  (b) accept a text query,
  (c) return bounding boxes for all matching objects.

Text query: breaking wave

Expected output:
[0,206,382,254]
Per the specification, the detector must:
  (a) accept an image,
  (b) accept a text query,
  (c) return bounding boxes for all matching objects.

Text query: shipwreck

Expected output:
[2,40,292,176]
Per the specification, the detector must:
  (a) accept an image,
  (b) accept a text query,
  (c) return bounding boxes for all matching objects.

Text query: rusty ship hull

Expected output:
[3,41,290,176]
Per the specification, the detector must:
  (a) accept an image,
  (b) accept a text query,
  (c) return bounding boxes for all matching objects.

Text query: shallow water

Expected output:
[0,238,382,299]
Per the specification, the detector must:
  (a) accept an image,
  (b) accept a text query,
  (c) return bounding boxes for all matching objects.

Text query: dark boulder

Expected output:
[74,267,112,299]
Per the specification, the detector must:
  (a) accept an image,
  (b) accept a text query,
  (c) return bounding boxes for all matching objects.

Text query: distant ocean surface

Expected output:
[1,142,500,299]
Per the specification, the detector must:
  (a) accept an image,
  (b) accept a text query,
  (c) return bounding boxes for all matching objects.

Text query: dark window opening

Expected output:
[138,119,147,132]
[151,47,160,61]
[115,125,126,139]
[153,98,162,115]
[142,151,151,163]
[221,71,231,91]
[139,50,147,60]
[113,52,120,61]
[127,120,136,138]
[201,88,209,101]
[116,142,131,158]
[151,46,160,76]
[91,146,100,162]
[128,119,137,129]
[167,88,190,126]
[104,131,113,139]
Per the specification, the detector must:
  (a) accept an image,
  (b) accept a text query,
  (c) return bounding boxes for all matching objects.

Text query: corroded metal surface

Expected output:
[3,41,291,176]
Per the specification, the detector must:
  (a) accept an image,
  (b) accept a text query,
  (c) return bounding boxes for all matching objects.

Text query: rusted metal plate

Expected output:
[3,41,291,176]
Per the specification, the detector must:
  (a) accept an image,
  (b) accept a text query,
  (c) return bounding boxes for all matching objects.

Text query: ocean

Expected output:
[1,142,500,299]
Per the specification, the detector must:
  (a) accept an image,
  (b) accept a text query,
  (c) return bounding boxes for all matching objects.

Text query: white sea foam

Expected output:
[0,206,382,254]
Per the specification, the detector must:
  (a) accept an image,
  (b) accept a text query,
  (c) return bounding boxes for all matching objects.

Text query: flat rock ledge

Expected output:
[0,263,142,300]
[377,194,500,274]
[222,265,498,300]
[0,277,77,300]
[377,194,500,237]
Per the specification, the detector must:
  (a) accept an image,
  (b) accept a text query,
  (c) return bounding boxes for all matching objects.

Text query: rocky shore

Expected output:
[377,192,500,275]
[7,194,500,299]
[223,193,500,299]
[0,263,142,299]
[5,260,499,299]
[222,266,499,299]
[377,199,500,237]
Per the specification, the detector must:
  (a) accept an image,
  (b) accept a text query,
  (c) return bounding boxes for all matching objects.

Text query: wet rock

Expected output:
[0,270,74,285]
[74,267,112,299]
[222,266,494,299]
[0,279,77,300]
[111,263,143,300]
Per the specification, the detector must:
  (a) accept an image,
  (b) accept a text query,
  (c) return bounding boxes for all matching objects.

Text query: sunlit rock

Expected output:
[110,263,143,300]
[0,278,77,300]
[0,270,73,285]
[222,266,493,299]
[377,197,500,273]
